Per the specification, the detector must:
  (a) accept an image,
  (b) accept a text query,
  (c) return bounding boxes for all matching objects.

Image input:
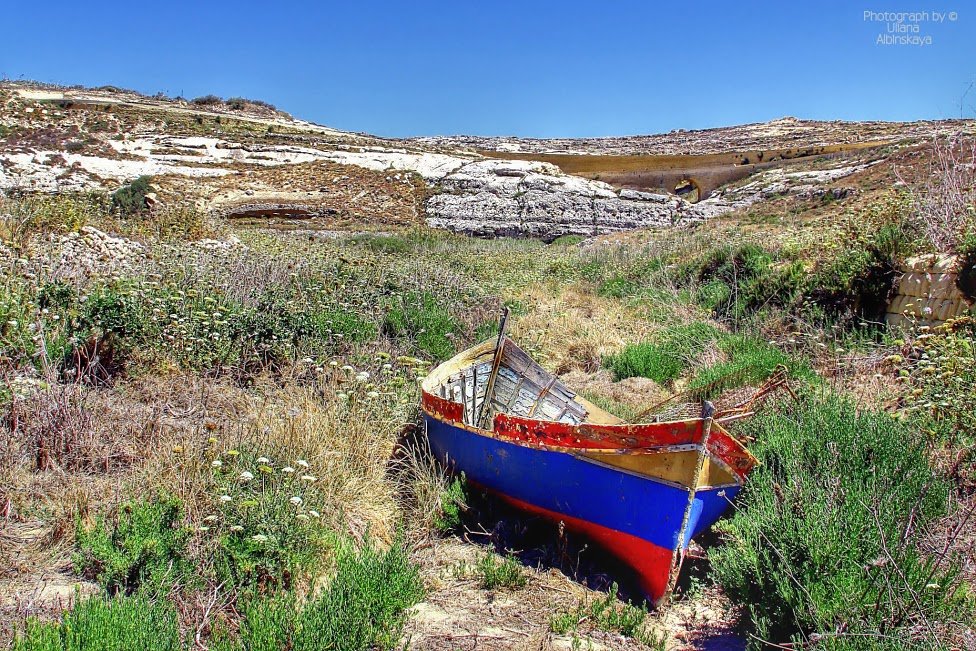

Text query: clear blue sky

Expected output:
[2,1,974,137]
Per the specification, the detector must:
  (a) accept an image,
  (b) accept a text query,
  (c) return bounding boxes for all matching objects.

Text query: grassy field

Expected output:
[1,143,974,650]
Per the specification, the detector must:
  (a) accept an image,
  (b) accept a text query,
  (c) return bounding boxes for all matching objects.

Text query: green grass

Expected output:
[604,322,720,383]
[12,593,181,651]
[549,583,660,646]
[433,474,467,533]
[710,391,968,649]
[382,291,459,361]
[688,334,815,399]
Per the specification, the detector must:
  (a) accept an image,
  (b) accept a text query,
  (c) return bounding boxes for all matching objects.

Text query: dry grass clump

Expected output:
[2,378,161,477]
[141,366,419,547]
[510,285,659,373]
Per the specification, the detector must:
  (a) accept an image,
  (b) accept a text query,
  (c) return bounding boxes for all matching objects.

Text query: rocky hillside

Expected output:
[2,82,973,240]
[410,116,974,156]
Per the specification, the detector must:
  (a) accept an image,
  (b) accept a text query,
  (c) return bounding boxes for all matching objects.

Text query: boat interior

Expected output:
[422,338,741,489]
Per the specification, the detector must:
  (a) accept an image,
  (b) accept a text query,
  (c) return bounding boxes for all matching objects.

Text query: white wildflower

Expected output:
[289,496,302,506]
[211,459,222,468]
[282,466,295,473]
[219,495,232,503]
[297,460,309,468]
[240,471,254,481]
[252,534,268,543]
[256,457,270,464]
[308,510,321,518]
[301,474,317,482]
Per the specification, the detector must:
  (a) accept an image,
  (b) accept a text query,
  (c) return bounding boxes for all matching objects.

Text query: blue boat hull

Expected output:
[424,414,740,602]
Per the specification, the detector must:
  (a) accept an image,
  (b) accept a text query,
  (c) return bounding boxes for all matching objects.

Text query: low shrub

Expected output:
[110,176,152,217]
[690,243,805,320]
[191,94,222,106]
[382,291,458,361]
[11,593,181,651]
[550,234,585,246]
[896,316,976,451]
[604,323,720,383]
[476,551,527,590]
[74,494,193,595]
[710,392,966,649]
[805,222,912,323]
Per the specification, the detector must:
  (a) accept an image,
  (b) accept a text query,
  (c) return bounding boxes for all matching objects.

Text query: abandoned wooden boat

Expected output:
[420,329,758,606]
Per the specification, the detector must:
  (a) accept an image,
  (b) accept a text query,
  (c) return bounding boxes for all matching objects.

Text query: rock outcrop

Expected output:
[424,159,690,239]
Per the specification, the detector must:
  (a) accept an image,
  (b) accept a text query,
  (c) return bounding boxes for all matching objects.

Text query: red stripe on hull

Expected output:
[486,488,677,606]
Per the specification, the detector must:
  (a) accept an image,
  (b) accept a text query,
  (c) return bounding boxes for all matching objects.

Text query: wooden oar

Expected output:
[665,400,715,602]
[476,307,509,429]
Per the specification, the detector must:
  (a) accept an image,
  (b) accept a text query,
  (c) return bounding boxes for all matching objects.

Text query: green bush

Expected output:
[383,291,458,361]
[897,317,976,450]
[191,94,223,105]
[710,392,966,649]
[806,223,914,323]
[550,234,585,246]
[476,551,527,590]
[12,593,181,651]
[74,494,192,596]
[293,538,424,651]
[690,243,805,320]
[604,323,720,383]
[110,176,152,217]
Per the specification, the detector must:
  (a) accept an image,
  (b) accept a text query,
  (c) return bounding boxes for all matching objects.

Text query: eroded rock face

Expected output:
[424,159,692,239]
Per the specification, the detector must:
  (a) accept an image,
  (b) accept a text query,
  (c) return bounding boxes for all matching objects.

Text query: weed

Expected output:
[217,537,424,651]
[382,291,458,361]
[201,447,331,592]
[688,334,814,399]
[549,583,658,645]
[433,473,467,532]
[897,317,976,451]
[476,551,527,590]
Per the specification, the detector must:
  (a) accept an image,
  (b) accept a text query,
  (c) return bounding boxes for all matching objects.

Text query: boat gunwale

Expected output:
[421,392,745,491]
